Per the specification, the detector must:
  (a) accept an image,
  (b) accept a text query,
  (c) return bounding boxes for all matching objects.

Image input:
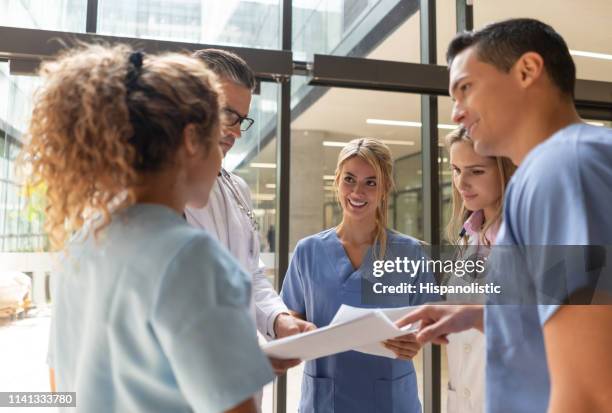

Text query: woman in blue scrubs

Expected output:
[281,138,438,412]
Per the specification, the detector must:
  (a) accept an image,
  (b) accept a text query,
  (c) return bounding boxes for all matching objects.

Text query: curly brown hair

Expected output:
[19,44,222,250]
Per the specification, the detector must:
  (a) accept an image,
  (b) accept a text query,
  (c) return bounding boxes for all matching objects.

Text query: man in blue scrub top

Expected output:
[397,18,612,413]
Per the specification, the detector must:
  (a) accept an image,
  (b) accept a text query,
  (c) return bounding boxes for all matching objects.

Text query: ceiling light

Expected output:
[250,162,276,168]
[380,139,414,146]
[570,49,612,61]
[367,119,421,127]
[265,183,276,189]
[322,141,347,147]
[323,139,415,147]
[252,193,275,201]
[367,119,458,130]
[323,175,336,180]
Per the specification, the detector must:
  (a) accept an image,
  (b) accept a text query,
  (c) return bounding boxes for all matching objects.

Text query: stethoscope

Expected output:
[219,168,258,234]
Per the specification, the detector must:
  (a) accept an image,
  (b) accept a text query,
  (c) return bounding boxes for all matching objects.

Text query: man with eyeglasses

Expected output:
[185,49,315,383]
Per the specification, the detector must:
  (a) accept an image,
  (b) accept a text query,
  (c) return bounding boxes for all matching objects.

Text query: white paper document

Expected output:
[262,305,418,361]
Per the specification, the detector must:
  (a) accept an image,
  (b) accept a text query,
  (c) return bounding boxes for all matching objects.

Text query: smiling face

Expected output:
[337,156,381,223]
[449,139,501,213]
[449,46,523,158]
[218,79,252,156]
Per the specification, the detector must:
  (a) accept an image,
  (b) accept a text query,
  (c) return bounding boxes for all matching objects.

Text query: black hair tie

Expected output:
[125,51,144,92]
[129,51,143,69]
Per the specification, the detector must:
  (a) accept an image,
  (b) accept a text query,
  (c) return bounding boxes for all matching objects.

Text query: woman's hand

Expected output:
[382,333,421,360]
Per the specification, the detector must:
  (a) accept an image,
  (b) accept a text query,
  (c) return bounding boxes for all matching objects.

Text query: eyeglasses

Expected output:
[222,107,255,132]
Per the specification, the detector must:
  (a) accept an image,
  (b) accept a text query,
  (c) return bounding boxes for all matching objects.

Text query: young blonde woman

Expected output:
[23,44,274,413]
[444,128,515,413]
[281,138,438,413]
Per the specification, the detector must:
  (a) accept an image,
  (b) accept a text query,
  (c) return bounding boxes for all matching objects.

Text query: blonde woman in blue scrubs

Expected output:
[27,45,274,413]
[281,138,438,412]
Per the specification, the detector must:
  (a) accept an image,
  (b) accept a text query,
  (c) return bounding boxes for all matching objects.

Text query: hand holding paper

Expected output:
[262,305,420,361]
[382,332,421,360]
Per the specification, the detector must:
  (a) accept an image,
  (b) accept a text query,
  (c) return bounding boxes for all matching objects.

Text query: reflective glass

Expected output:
[98,0,280,49]
[286,83,428,410]
[293,0,420,62]
[0,0,87,32]
[227,81,278,413]
[473,0,612,82]
[0,63,45,252]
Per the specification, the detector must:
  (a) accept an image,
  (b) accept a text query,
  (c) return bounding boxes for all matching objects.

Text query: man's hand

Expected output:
[268,313,316,376]
[268,357,301,376]
[273,313,316,339]
[395,305,484,345]
[383,332,421,360]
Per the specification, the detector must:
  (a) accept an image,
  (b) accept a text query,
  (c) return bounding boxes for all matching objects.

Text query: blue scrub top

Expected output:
[486,123,612,413]
[281,228,439,413]
[48,204,274,413]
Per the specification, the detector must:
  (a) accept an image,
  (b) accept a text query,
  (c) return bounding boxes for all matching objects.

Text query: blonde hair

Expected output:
[445,128,516,247]
[334,138,394,259]
[19,44,222,250]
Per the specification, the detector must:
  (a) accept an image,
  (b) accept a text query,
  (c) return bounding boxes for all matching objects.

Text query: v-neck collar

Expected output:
[327,227,374,277]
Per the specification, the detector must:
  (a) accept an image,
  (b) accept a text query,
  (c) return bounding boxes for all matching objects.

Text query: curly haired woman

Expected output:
[21,44,273,413]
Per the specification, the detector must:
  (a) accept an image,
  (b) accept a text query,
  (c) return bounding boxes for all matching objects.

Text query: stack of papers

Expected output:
[262,305,419,361]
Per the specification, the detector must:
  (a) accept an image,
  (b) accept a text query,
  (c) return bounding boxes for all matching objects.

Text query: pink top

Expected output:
[463,209,500,246]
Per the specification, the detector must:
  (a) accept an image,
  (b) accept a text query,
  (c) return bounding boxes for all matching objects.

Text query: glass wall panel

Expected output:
[437,95,456,413]
[97,0,280,49]
[438,96,454,245]
[473,0,612,82]
[221,80,279,412]
[436,0,457,65]
[293,0,420,62]
[291,0,421,109]
[0,0,87,32]
[286,84,425,410]
[436,0,612,90]
[0,64,50,397]
[0,63,45,252]
[225,81,279,253]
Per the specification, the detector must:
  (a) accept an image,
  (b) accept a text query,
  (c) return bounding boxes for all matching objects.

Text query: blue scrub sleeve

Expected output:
[280,245,307,315]
[151,235,274,413]
[509,136,608,326]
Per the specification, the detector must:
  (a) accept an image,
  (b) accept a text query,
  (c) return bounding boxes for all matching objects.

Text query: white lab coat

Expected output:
[446,326,485,413]
[185,170,289,339]
[446,211,493,413]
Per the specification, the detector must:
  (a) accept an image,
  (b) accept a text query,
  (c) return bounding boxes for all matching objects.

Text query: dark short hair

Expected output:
[446,18,575,97]
[192,48,256,91]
